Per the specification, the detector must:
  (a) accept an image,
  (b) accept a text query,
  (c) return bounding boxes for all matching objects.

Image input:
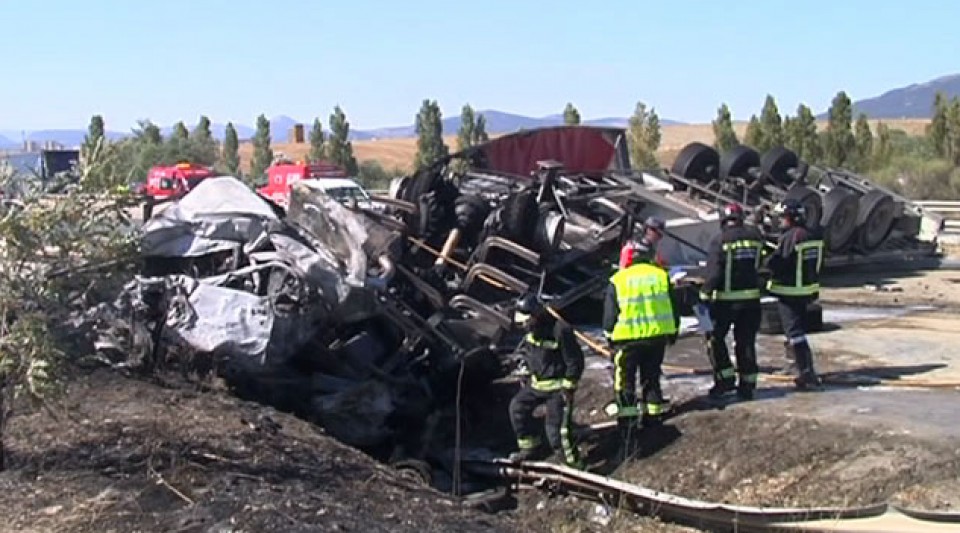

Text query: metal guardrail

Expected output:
[914,200,960,213]
[914,200,960,244]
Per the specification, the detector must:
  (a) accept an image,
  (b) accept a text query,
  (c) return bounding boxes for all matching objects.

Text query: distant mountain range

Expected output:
[830,73,960,119]
[4,73,959,150]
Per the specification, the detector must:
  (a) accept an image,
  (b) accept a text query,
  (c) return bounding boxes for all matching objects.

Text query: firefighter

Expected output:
[508,293,586,469]
[700,203,764,400]
[765,199,825,390]
[619,216,668,269]
[603,240,680,432]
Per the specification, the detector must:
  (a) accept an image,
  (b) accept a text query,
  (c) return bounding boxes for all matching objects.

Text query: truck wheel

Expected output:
[454,194,490,235]
[854,189,897,252]
[391,459,433,487]
[820,188,860,253]
[417,191,447,240]
[761,147,799,188]
[671,142,720,187]
[784,185,823,232]
[501,190,538,246]
[720,145,761,183]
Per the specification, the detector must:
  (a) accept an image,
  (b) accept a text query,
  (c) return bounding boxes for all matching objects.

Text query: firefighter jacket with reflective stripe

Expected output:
[701,224,764,301]
[766,225,825,297]
[603,263,680,342]
[520,321,585,391]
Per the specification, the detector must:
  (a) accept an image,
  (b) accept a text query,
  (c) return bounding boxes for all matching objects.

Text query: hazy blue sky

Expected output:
[1,0,957,131]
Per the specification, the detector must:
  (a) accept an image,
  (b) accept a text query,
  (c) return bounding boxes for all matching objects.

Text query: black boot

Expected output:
[736,384,755,400]
[709,378,736,399]
[792,343,823,391]
[508,444,549,462]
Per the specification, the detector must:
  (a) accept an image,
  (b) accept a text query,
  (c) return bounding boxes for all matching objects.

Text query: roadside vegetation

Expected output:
[0,138,138,469]
[712,90,960,200]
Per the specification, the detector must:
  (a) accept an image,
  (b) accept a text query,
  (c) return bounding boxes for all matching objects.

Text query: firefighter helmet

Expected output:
[774,198,806,225]
[643,216,666,235]
[514,292,544,325]
[720,203,745,226]
[625,238,654,266]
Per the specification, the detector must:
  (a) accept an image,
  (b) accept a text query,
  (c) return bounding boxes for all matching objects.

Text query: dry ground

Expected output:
[238,119,930,174]
[0,370,518,533]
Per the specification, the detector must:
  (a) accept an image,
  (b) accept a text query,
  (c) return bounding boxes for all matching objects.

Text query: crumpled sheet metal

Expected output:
[162,275,274,362]
[286,182,369,288]
[267,232,379,323]
[141,177,280,258]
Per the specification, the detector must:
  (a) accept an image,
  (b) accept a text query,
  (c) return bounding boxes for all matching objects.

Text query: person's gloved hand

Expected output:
[667,333,678,346]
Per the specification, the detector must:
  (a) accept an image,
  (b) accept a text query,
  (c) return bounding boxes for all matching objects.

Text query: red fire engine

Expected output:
[141,162,217,218]
[258,159,349,207]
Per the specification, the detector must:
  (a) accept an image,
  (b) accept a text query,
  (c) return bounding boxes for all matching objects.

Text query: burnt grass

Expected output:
[3,369,960,533]
[0,370,517,533]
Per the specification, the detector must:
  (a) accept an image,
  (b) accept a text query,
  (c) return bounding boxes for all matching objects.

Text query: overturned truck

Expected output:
[98,126,944,481]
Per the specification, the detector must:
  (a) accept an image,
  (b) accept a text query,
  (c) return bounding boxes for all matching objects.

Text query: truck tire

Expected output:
[784,185,823,232]
[820,188,860,253]
[417,191,447,240]
[671,142,720,185]
[761,147,799,188]
[501,190,538,247]
[854,189,897,252]
[454,194,490,235]
[391,459,433,487]
[720,145,761,183]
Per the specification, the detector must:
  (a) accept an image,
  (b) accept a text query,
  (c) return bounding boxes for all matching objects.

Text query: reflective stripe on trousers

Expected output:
[517,436,539,450]
[558,397,581,467]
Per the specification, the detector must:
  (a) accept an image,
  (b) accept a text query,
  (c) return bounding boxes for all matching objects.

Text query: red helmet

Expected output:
[720,203,745,225]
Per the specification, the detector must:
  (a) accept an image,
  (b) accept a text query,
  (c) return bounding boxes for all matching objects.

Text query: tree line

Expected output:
[710,91,960,199]
[413,100,664,173]
[84,91,960,200]
[80,106,370,187]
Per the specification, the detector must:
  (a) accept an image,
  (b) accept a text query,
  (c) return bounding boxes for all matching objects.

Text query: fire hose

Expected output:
[462,458,960,532]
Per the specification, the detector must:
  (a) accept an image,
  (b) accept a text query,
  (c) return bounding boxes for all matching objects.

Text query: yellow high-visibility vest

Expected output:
[608,263,676,342]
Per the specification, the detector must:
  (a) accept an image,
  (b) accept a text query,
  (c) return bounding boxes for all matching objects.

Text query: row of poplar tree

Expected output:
[709,91,960,199]
[411,99,665,173]
[80,107,363,187]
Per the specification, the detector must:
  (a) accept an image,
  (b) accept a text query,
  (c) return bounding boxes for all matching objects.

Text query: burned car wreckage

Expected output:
[95,126,941,474]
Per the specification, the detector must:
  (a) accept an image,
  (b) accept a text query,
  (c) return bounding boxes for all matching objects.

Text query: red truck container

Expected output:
[258,160,349,207]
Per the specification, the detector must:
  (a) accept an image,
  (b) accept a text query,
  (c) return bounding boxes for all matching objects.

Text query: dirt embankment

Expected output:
[615,409,960,509]
[0,370,516,533]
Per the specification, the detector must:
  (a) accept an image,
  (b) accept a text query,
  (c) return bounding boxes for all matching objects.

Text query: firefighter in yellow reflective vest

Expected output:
[700,203,764,401]
[766,199,825,390]
[602,240,680,431]
[508,293,586,468]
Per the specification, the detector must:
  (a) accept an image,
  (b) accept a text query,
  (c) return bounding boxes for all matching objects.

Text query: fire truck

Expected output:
[140,162,217,219]
[258,159,374,209]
